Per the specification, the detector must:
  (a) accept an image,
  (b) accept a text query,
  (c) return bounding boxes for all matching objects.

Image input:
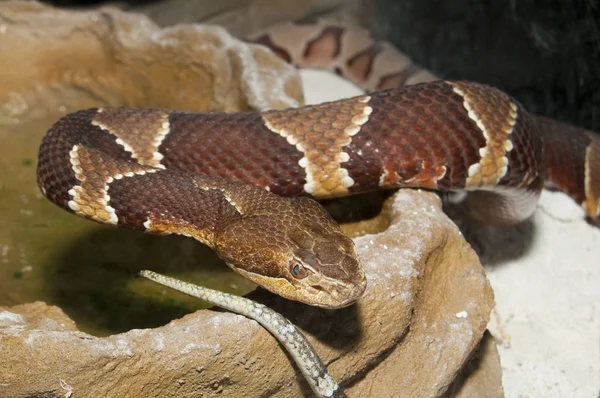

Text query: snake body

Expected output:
[249,19,600,224]
[37,106,365,309]
[37,20,600,311]
[38,79,597,307]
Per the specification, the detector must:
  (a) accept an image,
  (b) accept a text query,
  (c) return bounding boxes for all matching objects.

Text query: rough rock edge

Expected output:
[444,331,505,398]
[0,190,495,397]
[0,2,497,396]
[0,0,303,123]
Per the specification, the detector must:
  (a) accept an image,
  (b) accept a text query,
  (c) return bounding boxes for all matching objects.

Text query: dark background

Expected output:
[374,0,600,131]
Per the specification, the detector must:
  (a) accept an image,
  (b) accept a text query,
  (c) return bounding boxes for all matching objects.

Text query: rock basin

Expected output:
[0,2,500,396]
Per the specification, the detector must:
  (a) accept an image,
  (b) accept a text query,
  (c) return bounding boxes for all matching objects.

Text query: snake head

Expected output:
[214,196,367,309]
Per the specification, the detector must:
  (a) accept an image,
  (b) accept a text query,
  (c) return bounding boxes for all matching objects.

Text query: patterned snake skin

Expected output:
[249,18,600,224]
[39,79,549,308]
[37,20,600,312]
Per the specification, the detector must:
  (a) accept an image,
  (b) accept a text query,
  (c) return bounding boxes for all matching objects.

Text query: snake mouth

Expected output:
[298,275,367,309]
[228,264,367,309]
[282,276,367,309]
[311,276,367,309]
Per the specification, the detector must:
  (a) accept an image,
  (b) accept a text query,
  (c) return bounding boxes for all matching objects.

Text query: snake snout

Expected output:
[312,262,367,309]
[309,241,367,308]
[337,276,367,308]
[312,276,366,309]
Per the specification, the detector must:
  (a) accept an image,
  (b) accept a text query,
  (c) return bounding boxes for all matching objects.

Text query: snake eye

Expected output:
[289,261,308,279]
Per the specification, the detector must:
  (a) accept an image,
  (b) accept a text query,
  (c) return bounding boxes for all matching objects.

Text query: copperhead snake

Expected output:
[248,19,600,225]
[36,18,600,398]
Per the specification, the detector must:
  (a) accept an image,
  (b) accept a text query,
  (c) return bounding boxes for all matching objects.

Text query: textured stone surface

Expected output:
[0,3,499,397]
[0,1,303,124]
[130,0,359,37]
[444,331,505,398]
[1,190,496,397]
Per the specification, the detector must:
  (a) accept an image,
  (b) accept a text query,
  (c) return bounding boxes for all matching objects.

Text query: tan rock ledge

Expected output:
[0,2,499,397]
[0,190,496,397]
[0,0,303,123]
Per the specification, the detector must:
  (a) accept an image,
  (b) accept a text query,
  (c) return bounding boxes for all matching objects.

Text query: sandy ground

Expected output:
[302,69,600,398]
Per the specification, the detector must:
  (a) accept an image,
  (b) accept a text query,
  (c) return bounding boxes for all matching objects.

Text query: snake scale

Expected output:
[36,18,600,398]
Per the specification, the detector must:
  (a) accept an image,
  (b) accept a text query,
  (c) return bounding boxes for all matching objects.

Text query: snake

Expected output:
[248,18,600,225]
[36,18,600,398]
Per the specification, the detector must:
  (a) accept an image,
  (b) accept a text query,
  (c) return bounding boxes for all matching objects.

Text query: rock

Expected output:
[444,331,505,398]
[0,0,303,124]
[342,191,496,397]
[0,3,498,397]
[0,301,77,332]
[131,0,352,37]
[0,190,495,397]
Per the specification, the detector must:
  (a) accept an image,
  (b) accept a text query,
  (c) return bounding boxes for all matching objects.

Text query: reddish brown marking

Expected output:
[342,82,488,192]
[537,116,589,204]
[375,64,424,91]
[537,116,600,219]
[107,171,241,242]
[93,108,169,168]
[249,34,292,63]
[67,145,156,224]
[586,138,600,218]
[450,81,520,187]
[303,26,345,62]
[499,110,540,189]
[159,112,306,197]
[262,95,372,197]
[37,108,134,209]
[346,43,383,84]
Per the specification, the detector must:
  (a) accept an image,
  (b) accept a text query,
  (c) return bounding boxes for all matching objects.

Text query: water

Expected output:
[0,114,254,336]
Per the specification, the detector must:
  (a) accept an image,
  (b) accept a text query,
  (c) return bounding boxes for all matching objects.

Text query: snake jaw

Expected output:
[314,274,367,309]
[227,261,366,309]
[295,263,367,308]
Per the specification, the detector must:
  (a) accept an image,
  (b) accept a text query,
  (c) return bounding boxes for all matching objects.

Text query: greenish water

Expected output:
[0,115,254,336]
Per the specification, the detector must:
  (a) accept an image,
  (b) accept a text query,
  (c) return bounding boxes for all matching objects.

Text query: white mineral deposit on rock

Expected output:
[0,311,23,325]
[456,311,469,319]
